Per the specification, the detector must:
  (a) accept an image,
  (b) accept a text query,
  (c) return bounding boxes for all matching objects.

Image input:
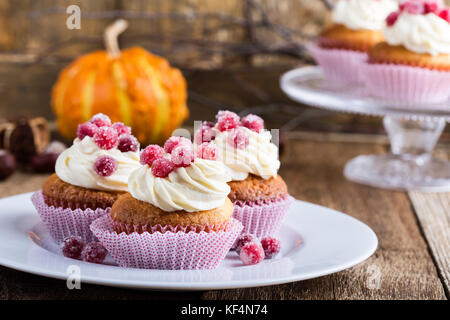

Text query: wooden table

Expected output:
[0,132,448,300]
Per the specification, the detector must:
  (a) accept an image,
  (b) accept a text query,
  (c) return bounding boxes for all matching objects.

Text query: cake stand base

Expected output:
[344,116,450,192]
[344,155,450,192]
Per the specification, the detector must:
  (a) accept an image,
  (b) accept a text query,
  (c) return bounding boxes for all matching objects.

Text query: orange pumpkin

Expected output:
[51,19,188,145]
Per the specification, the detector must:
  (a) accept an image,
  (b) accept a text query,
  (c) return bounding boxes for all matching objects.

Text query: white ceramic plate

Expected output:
[0,192,377,291]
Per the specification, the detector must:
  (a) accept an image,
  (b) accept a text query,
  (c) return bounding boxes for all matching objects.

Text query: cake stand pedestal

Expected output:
[280,66,450,192]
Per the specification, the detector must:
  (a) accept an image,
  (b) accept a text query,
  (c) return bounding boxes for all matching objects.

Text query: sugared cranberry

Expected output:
[202,121,215,128]
[81,241,107,264]
[424,2,440,14]
[241,114,264,133]
[163,136,192,154]
[386,11,400,26]
[61,236,85,260]
[235,233,259,254]
[439,8,450,22]
[112,122,131,136]
[94,155,118,177]
[194,125,216,144]
[118,134,139,152]
[240,242,265,265]
[89,113,111,127]
[195,142,218,160]
[0,150,15,181]
[261,236,281,259]
[171,145,195,167]
[216,110,240,132]
[94,126,118,150]
[151,158,175,178]
[140,145,165,166]
[402,2,425,14]
[77,122,98,140]
[227,128,249,149]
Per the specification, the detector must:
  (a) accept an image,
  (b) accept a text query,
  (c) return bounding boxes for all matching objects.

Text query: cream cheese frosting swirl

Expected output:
[55,137,140,192]
[128,158,231,212]
[384,12,450,56]
[332,0,399,30]
[213,127,280,181]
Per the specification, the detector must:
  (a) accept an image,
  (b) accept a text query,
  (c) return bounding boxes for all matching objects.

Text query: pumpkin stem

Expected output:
[104,19,128,58]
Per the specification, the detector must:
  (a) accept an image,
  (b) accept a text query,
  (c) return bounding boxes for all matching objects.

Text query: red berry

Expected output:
[240,242,265,265]
[216,110,240,132]
[81,241,107,264]
[94,155,118,177]
[94,126,118,150]
[386,11,400,26]
[118,134,140,152]
[164,136,192,154]
[89,113,111,127]
[402,2,425,14]
[194,126,216,144]
[171,145,195,167]
[241,114,264,133]
[195,142,218,160]
[439,8,450,22]
[151,158,175,178]
[424,2,439,14]
[202,121,215,128]
[235,233,258,254]
[77,122,98,140]
[61,236,85,260]
[261,236,281,259]
[227,128,249,149]
[112,122,131,136]
[140,145,165,166]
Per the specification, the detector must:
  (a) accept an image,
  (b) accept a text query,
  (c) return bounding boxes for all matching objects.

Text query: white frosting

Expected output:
[384,12,450,56]
[213,127,280,181]
[128,158,231,212]
[332,0,399,30]
[55,137,140,192]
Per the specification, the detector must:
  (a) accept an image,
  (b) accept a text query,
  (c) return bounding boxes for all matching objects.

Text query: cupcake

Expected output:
[31,113,141,243]
[195,111,292,239]
[361,1,450,104]
[90,138,243,269]
[309,0,399,84]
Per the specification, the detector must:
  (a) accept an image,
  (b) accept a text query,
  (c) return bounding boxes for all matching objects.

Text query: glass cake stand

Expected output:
[280,66,450,192]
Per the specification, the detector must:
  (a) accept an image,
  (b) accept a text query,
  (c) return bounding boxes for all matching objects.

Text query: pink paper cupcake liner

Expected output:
[360,62,450,105]
[31,191,109,243]
[232,195,293,239]
[307,43,367,84]
[90,215,243,270]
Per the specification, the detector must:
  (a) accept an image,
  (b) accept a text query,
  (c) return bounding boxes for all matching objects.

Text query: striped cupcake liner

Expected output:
[90,214,243,270]
[31,191,109,244]
[232,195,293,240]
[360,62,450,105]
[307,43,367,85]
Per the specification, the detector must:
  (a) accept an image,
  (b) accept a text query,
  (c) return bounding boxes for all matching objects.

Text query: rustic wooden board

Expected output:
[0,137,447,299]
[408,191,450,296]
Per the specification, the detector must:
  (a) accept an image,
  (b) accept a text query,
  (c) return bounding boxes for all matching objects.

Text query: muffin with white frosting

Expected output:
[361,1,450,103]
[309,0,399,83]
[31,113,141,242]
[195,110,293,239]
[90,138,243,269]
